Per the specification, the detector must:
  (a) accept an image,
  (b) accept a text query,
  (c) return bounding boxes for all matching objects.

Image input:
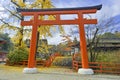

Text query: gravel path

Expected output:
[0,65,120,80]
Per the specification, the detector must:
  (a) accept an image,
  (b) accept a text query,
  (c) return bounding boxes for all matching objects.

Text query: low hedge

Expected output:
[52,57,72,67]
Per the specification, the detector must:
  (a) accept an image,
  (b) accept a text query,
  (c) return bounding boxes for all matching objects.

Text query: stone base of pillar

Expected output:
[23,68,38,74]
[78,68,94,74]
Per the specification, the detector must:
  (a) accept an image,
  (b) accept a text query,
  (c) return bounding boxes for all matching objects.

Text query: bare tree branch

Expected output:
[4,8,22,20]
[0,19,9,26]
[11,0,20,8]
[0,18,20,30]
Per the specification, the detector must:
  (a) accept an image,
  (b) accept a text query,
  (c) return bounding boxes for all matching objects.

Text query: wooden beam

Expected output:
[21,20,33,26]
[84,19,97,24]
[37,20,78,25]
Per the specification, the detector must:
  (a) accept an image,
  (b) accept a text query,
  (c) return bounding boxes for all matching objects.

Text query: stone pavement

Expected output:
[0,69,120,80]
[0,64,120,80]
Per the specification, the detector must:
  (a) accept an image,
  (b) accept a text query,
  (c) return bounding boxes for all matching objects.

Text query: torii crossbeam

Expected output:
[17,4,102,74]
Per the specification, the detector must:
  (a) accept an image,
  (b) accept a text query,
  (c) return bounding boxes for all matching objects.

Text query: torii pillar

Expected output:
[17,4,102,74]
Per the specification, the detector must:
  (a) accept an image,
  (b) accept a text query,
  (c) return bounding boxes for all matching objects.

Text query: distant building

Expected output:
[25,39,56,54]
[0,38,7,62]
[26,39,48,48]
[70,37,120,53]
[96,38,120,50]
[37,39,48,47]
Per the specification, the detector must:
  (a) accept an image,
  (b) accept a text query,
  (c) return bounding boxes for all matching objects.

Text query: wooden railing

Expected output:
[17,52,61,67]
[18,60,46,66]
[72,60,120,74]
[45,52,61,67]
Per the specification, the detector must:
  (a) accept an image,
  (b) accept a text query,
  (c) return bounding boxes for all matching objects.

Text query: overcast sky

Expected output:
[48,0,120,45]
[52,0,120,16]
[0,0,120,45]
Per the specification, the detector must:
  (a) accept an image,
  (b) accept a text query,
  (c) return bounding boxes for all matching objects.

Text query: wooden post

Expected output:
[78,12,89,68]
[28,14,38,68]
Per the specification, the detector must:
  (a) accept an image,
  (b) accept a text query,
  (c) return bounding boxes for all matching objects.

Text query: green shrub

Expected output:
[96,50,120,63]
[7,46,28,65]
[52,57,72,67]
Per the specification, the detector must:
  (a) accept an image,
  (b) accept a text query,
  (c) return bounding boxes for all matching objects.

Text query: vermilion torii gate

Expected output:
[17,4,102,74]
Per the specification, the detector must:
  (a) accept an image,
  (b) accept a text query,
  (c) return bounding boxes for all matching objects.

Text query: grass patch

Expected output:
[0,64,24,72]
[0,64,74,73]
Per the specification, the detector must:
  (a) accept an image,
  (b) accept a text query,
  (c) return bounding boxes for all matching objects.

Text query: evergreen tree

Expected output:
[0,33,12,51]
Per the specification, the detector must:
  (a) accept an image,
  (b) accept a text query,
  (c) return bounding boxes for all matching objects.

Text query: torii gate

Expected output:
[17,4,102,74]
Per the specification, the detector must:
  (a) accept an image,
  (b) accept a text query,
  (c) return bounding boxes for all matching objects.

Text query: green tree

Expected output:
[0,33,12,51]
[115,31,120,38]
[99,32,119,38]
[7,44,29,65]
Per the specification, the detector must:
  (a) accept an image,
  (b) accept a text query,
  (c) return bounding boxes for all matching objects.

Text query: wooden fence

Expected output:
[17,52,61,67]
[72,60,120,74]
[18,60,46,66]
[45,52,61,67]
